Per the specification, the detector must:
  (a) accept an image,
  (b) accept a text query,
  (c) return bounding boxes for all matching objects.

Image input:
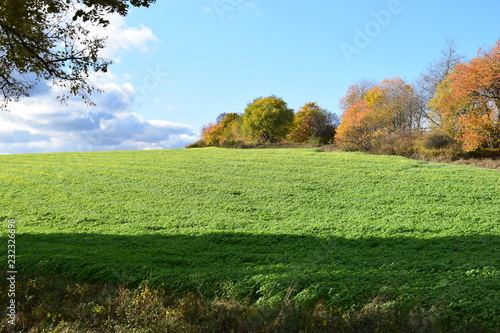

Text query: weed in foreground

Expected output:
[1,274,496,333]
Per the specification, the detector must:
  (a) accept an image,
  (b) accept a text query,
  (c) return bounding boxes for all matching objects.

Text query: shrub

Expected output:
[186,140,208,148]
[370,132,421,157]
[422,131,455,150]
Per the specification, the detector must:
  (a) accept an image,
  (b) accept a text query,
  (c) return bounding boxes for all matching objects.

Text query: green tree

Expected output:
[0,0,156,109]
[288,102,339,144]
[242,96,294,143]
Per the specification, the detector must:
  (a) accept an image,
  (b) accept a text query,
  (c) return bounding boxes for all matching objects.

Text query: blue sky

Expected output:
[1,0,499,153]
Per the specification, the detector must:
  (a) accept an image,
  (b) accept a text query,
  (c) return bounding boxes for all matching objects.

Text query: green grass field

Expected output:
[1,148,499,330]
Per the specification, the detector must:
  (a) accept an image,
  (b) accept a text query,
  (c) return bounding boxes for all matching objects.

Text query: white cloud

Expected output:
[95,14,159,61]
[0,16,197,155]
[0,81,198,154]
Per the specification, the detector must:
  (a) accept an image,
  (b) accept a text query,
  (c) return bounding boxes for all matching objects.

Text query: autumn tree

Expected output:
[0,0,156,109]
[371,78,422,133]
[336,80,376,150]
[427,77,467,137]
[339,79,375,112]
[288,102,339,144]
[242,96,294,143]
[200,122,219,146]
[218,113,243,145]
[429,39,500,151]
[201,113,241,146]
[336,99,374,151]
[337,77,421,151]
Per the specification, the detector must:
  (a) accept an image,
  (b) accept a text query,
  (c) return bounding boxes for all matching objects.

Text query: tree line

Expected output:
[337,39,500,155]
[1,3,497,156]
[192,39,500,157]
[191,98,340,148]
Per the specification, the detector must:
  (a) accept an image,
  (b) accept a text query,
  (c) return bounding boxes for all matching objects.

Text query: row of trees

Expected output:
[195,39,499,155]
[196,98,339,147]
[337,39,500,154]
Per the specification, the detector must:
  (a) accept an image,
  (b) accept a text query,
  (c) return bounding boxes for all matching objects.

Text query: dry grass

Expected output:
[451,158,500,170]
[1,274,495,333]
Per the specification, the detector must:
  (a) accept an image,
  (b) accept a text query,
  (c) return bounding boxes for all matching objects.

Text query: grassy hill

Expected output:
[1,148,499,331]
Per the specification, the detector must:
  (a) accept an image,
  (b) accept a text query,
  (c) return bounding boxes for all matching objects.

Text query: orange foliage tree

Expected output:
[336,100,374,151]
[201,113,242,146]
[200,122,221,146]
[430,39,500,151]
[336,78,421,151]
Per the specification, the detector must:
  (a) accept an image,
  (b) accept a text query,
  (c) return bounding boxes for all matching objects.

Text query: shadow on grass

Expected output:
[0,232,499,331]
[6,232,498,305]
